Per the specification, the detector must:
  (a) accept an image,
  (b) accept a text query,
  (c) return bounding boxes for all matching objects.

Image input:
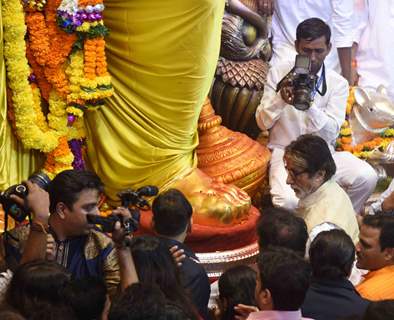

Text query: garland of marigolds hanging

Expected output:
[336,87,394,159]
[2,0,112,179]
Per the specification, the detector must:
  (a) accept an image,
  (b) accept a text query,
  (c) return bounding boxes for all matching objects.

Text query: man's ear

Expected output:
[186,217,193,234]
[315,170,326,183]
[327,42,332,54]
[383,247,394,261]
[257,288,273,310]
[55,202,67,219]
[295,40,300,54]
[151,218,155,232]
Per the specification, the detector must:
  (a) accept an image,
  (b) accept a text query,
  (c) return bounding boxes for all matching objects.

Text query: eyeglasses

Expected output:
[285,166,308,180]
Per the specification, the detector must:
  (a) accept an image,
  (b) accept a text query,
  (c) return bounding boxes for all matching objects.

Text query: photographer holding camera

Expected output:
[0,170,121,296]
[256,18,377,214]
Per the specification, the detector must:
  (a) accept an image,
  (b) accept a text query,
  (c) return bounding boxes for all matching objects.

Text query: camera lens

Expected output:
[293,88,311,111]
[28,172,51,190]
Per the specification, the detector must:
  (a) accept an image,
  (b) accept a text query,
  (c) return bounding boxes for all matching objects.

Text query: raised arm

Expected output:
[10,181,51,264]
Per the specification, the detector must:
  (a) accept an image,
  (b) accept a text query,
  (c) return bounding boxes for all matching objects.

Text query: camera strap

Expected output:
[311,64,327,99]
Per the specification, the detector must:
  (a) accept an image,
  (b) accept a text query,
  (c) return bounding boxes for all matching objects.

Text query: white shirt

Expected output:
[255,62,348,150]
[271,0,355,70]
[354,0,394,100]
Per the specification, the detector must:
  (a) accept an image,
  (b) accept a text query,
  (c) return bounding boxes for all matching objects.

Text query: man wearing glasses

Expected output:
[256,18,377,214]
[284,134,359,244]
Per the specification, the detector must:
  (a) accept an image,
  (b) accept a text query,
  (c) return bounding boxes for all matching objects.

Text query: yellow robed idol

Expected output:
[84,0,251,225]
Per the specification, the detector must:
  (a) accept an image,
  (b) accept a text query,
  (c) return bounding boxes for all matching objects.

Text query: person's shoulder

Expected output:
[326,68,348,88]
[87,229,114,250]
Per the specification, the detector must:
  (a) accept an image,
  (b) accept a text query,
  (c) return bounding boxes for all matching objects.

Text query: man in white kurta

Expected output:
[256,18,377,213]
[269,0,354,84]
[354,0,394,100]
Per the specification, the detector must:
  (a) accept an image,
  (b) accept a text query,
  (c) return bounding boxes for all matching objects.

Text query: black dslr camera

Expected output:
[277,54,317,111]
[86,186,159,234]
[0,172,51,222]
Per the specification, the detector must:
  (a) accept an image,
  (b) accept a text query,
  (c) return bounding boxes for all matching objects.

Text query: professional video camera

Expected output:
[86,186,159,234]
[0,172,51,223]
[277,54,318,111]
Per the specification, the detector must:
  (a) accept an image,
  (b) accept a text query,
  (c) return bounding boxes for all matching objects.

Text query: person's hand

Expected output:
[382,191,394,213]
[111,207,133,248]
[234,304,259,320]
[169,245,186,267]
[279,78,295,105]
[46,233,56,261]
[257,0,274,15]
[10,180,50,223]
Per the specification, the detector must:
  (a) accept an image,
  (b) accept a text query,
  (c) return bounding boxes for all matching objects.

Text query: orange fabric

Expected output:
[356,265,394,301]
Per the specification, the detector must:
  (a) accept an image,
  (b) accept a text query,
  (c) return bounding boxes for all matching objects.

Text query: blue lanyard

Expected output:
[311,66,325,100]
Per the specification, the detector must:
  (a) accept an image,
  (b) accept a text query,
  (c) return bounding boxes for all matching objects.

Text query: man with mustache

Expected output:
[256,18,377,214]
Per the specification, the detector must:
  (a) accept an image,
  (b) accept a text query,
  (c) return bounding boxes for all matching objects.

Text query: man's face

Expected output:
[285,156,323,199]
[356,224,389,271]
[295,36,331,74]
[63,189,101,237]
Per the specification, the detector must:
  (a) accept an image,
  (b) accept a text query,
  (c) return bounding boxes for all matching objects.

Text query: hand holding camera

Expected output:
[0,172,51,224]
[279,76,295,105]
[277,54,320,111]
[8,180,50,224]
[86,186,159,247]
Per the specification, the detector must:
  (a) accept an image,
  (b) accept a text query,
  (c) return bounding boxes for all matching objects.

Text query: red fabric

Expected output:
[139,206,260,253]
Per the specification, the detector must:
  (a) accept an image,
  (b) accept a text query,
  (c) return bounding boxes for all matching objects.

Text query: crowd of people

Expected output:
[1,0,394,319]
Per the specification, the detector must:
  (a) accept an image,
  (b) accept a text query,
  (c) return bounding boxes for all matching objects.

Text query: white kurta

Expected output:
[256,62,377,212]
[354,0,394,100]
[270,0,354,72]
[298,179,359,243]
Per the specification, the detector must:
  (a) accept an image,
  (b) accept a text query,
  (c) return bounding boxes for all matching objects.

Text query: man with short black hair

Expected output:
[152,189,210,319]
[247,247,311,320]
[256,17,377,213]
[356,214,394,300]
[257,207,308,257]
[0,170,120,295]
[302,229,369,320]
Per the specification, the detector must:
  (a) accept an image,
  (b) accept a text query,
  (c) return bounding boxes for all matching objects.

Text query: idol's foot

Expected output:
[171,168,251,226]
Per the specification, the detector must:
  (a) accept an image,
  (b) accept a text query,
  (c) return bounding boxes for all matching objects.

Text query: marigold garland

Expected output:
[43,136,74,179]
[336,87,394,158]
[2,0,60,152]
[26,44,52,101]
[25,12,50,66]
[4,0,111,178]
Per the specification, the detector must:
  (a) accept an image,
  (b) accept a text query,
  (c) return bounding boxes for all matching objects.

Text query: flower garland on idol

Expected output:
[336,87,394,159]
[2,0,112,179]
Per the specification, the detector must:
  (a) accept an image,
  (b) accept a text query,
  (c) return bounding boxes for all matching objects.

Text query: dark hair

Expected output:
[108,283,167,320]
[49,170,104,213]
[129,236,198,319]
[4,260,73,318]
[296,18,331,45]
[285,134,336,181]
[0,309,25,320]
[309,229,355,280]
[62,277,107,320]
[257,207,308,256]
[162,303,194,320]
[362,214,394,251]
[363,300,394,320]
[218,265,257,320]
[152,189,193,237]
[258,247,311,311]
